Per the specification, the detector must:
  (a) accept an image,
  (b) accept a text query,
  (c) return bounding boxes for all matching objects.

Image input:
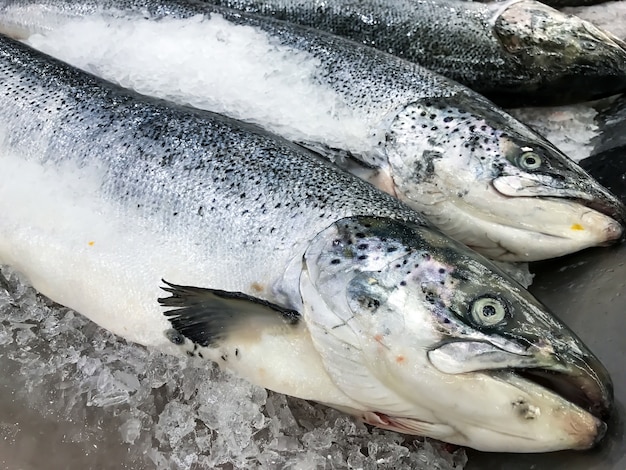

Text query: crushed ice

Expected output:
[0,265,467,469]
[508,104,599,163]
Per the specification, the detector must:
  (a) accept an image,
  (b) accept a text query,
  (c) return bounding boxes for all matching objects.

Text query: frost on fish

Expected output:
[25,14,378,158]
[0,266,467,469]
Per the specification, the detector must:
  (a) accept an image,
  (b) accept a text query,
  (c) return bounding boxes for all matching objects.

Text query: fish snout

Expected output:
[491,0,626,104]
[519,352,613,423]
[492,171,626,249]
[580,208,623,245]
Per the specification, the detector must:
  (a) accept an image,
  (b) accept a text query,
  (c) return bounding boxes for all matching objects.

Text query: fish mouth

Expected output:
[489,357,612,446]
[491,176,626,242]
[481,366,610,450]
[516,363,613,421]
[515,334,613,420]
[575,192,626,226]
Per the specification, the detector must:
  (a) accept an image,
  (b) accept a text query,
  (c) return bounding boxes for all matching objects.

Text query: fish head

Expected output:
[489,0,626,104]
[385,95,625,261]
[301,216,611,452]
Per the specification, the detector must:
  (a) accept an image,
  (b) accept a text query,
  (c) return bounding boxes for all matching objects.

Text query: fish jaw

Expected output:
[342,371,605,453]
[299,216,611,452]
[384,98,625,261]
[489,0,626,105]
[442,187,622,262]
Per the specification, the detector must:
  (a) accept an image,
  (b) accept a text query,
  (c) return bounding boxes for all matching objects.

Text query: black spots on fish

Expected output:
[165,328,185,346]
[356,295,381,311]
[492,162,506,174]
[221,354,228,362]
[443,116,454,123]
[330,258,341,265]
[235,348,240,358]
[387,246,398,253]
[400,281,407,286]
[512,399,538,420]
[412,150,441,183]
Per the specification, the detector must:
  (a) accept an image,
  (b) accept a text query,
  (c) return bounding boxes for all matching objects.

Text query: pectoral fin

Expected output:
[361,412,457,440]
[158,280,300,348]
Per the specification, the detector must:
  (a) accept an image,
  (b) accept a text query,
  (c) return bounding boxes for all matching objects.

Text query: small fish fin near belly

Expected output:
[295,141,397,196]
[326,404,458,441]
[361,411,457,440]
[158,280,301,348]
[295,140,385,169]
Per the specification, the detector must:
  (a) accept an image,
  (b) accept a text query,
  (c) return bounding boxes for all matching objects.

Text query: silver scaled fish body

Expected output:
[199,0,626,106]
[0,0,624,262]
[0,34,613,452]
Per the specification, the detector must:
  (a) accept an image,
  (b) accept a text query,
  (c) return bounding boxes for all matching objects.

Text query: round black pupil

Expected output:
[525,156,536,166]
[482,304,497,317]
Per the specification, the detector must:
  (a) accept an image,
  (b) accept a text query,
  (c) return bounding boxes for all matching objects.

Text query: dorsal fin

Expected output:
[158,280,300,348]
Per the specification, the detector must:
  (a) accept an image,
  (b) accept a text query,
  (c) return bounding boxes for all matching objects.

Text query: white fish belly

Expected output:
[0,149,361,408]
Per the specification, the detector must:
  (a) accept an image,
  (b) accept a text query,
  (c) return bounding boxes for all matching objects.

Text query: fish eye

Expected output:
[518,151,542,171]
[470,296,508,327]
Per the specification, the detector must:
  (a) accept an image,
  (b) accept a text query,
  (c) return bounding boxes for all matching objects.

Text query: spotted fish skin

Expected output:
[203,0,626,106]
[0,32,428,349]
[1,0,623,262]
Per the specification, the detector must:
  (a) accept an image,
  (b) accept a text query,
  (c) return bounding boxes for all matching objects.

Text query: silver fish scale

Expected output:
[0,0,465,127]
[0,35,426,274]
[204,0,514,93]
